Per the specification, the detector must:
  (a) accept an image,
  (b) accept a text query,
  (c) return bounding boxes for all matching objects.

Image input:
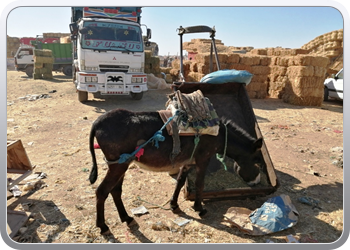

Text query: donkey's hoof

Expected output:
[100,228,111,235]
[126,218,137,227]
[171,205,181,214]
[198,209,207,217]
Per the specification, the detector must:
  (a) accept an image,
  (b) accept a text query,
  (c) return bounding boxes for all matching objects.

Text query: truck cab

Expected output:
[14,45,34,77]
[70,7,151,102]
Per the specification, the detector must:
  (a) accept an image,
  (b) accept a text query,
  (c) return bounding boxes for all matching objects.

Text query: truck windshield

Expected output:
[81,21,143,52]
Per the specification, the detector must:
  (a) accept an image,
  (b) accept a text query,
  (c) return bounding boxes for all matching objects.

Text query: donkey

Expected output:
[89,108,263,234]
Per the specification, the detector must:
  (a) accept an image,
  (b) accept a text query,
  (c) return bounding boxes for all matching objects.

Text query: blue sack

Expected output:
[199,69,253,85]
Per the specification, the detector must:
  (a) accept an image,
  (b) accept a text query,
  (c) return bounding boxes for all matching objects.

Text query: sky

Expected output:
[5,4,345,56]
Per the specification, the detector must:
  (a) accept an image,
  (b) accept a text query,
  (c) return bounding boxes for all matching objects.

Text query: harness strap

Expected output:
[216,123,228,171]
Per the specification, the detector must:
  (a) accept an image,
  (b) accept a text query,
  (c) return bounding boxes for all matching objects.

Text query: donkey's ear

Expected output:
[253,138,263,151]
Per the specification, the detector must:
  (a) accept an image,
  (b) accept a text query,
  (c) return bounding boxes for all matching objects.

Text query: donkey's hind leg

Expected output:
[95,162,128,235]
[110,171,135,226]
[170,165,193,212]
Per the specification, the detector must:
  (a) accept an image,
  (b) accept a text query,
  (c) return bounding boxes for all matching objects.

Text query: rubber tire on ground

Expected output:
[324,87,329,101]
[25,66,33,78]
[63,65,73,77]
[130,92,143,100]
[78,91,88,102]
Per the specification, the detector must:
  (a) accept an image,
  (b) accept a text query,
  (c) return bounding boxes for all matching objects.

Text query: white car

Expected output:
[324,68,343,101]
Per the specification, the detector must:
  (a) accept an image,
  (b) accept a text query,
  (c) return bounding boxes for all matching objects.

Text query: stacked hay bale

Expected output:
[33,49,54,79]
[144,51,161,77]
[160,67,175,83]
[43,32,70,39]
[282,55,329,106]
[302,29,343,75]
[7,36,21,58]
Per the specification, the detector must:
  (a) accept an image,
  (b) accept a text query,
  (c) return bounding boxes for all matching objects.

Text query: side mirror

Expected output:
[69,23,79,35]
[331,74,336,79]
[147,28,151,39]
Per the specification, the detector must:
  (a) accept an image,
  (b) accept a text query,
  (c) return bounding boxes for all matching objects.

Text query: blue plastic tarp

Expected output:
[199,69,253,85]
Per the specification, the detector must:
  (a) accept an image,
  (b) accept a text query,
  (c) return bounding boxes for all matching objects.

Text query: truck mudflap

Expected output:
[172,81,279,200]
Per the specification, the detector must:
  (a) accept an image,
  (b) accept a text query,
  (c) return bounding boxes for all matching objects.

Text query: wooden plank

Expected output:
[7,170,32,191]
[7,210,31,238]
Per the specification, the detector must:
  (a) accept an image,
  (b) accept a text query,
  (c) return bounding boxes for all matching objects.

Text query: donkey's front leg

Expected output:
[170,165,193,212]
[193,159,210,217]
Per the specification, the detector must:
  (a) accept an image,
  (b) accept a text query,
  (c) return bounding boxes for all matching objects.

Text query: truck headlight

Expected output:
[86,66,99,71]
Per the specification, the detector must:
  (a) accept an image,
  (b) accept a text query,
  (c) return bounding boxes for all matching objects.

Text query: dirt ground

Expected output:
[6,70,343,244]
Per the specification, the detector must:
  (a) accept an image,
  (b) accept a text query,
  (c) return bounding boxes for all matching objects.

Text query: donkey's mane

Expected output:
[220,117,256,142]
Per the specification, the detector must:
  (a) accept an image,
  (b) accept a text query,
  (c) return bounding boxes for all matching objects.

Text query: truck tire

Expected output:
[131,92,143,100]
[25,66,33,78]
[63,65,73,77]
[78,91,88,102]
[323,87,329,101]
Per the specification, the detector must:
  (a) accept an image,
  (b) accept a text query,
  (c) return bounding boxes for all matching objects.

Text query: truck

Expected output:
[14,38,73,77]
[69,7,151,102]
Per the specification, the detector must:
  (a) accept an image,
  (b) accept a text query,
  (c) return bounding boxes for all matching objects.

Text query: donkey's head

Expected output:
[232,138,263,186]
[223,120,263,186]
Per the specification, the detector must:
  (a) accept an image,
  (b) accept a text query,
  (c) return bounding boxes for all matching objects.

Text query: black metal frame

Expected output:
[177,25,221,81]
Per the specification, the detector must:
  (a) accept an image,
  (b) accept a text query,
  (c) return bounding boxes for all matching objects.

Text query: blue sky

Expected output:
[4,5,346,56]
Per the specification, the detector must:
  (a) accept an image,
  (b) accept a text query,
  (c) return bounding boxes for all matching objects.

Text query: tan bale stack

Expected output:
[43,32,70,39]
[233,55,269,99]
[7,36,21,58]
[60,36,71,44]
[268,57,289,98]
[282,55,329,106]
[302,29,343,75]
[144,51,161,77]
[33,49,54,79]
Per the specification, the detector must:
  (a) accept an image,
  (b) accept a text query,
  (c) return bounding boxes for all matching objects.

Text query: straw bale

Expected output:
[34,56,54,64]
[194,53,226,64]
[282,75,324,106]
[42,73,53,79]
[313,66,327,78]
[270,66,287,76]
[310,56,329,68]
[33,73,42,79]
[251,66,270,75]
[227,64,252,72]
[249,49,267,55]
[226,54,240,64]
[260,56,271,66]
[287,66,314,77]
[252,74,268,83]
[160,67,172,74]
[171,59,180,69]
[282,93,323,106]
[240,56,261,66]
[169,68,180,77]
[196,63,209,75]
[165,74,174,83]
[187,72,205,82]
[34,62,43,69]
[190,62,198,72]
[289,76,324,89]
[60,36,71,43]
[246,81,268,99]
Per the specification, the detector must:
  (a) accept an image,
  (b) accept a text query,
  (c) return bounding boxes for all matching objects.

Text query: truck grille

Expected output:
[99,65,129,73]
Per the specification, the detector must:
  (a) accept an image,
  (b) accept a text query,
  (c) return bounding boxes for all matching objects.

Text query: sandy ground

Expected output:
[6,70,343,244]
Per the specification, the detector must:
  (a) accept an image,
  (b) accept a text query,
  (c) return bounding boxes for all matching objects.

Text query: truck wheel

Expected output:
[78,91,88,102]
[26,66,33,78]
[131,92,143,100]
[63,66,73,77]
[324,87,329,101]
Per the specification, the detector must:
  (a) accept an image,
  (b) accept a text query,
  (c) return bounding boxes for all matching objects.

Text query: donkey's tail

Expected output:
[89,124,98,184]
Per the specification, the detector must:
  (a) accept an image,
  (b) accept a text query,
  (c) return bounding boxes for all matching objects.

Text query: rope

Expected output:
[189,134,200,163]
[216,123,228,171]
[105,110,179,165]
